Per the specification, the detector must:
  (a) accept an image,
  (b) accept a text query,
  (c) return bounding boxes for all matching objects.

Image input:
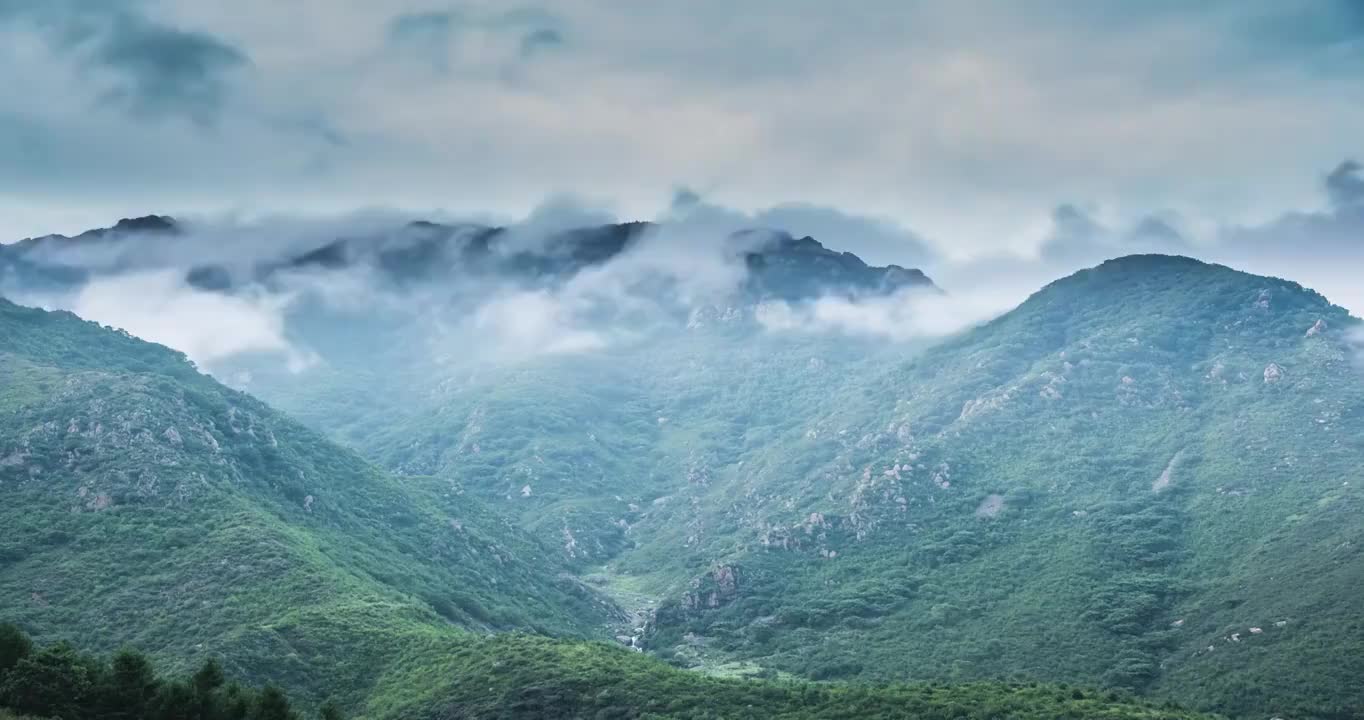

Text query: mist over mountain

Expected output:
[4,2,1364,716]
[4,202,1363,719]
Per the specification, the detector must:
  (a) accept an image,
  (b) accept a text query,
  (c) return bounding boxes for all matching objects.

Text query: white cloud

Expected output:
[55,270,313,371]
[756,286,1006,342]
[470,289,606,358]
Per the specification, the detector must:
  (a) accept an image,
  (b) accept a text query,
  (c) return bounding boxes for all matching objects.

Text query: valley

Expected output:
[2,221,1362,720]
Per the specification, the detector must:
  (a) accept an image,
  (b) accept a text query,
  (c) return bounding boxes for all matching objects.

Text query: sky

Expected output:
[1,0,1362,322]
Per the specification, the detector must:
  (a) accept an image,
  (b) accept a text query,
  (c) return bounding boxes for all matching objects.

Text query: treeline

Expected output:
[0,625,334,720]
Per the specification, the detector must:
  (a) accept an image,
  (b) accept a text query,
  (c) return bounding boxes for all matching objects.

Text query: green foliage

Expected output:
[0,627,318,720]
[231,257,1364,719]
[365,633,1214,720]
[0,299,615,710]
[5,255,1364,719]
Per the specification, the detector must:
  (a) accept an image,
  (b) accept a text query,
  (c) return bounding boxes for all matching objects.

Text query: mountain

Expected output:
[3,215,935,302]
[0,297,616,709]
[635,255,1364,718]
[225,254,1363,719]
[4,213,1363,720]
[0,280,1216,720]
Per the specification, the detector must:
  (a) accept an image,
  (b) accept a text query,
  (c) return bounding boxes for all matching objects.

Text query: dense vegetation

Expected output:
[370,634,1216,720]
[0,299,615,710]
[5,243,1364,719]
[0,624,1215,720]
[226,256,1364,719]
[0,624,323,720]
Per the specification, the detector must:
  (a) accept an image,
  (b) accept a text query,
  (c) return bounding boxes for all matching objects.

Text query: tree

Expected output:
[317,699,343,720]
[193,658,227,720]
[0,624,32,677]
[193,659,226,698]
[150,680,199,720]
[1,642,96,720]
[103,649,160,720]
[251,685,296,720]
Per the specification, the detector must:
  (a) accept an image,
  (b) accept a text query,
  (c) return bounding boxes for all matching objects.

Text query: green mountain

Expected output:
[0,296,1219,720]
[0,298,616,709]
[629,256,1364,719]
[5,245,1363,719]
[229,255,1363,719]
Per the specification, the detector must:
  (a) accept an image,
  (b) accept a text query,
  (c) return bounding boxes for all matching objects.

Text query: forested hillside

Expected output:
[0,624,1215,720]
[5,243,1362,719]
[0,298,615,709]
[224,255,1363,719]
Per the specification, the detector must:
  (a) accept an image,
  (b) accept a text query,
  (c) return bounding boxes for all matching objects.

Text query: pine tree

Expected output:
[317,699,342,720]
[151,680,199,720]
[103,649,160,720]
[251,685,296,720]
[193,659,225,698]
[0,623,32,677]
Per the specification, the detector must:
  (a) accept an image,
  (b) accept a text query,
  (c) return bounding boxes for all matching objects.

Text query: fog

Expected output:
[2,160,1361,376]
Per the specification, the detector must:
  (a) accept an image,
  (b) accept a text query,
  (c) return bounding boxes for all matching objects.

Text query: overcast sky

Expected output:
[1,1,1362,268]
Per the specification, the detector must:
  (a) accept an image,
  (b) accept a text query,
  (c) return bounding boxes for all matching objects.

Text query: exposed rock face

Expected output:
[1153,450,1186,492]
[682,564,741,610]
[1306,319,1327,337]
[975,494,1006,518]
[1264,363,1285,384]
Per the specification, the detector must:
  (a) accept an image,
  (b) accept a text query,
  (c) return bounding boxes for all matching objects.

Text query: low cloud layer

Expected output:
[2,159,1362,376]
[22,269,311,371]
[756,286,1005,342]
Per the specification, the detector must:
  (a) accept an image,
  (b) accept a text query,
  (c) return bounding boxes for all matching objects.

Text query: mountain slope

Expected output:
[639,256,1364,719]
[222,253,1363,719]
[0,294,1223,720]
[0,298,617,708]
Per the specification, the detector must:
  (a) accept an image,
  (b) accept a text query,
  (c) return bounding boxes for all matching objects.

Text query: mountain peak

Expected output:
[111,215,178,234]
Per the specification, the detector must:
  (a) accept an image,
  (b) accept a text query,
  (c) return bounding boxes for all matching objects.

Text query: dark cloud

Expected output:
[1223,159,1364,255]
[519,27,564,57]
[1325,160,1364,210]
[387,10,455,71]
[93,14,246,123]
[0,0,246,124]
[661,187,936,267]
[1040,204,1189,264]
[389,10,455,40]
[385,7,564,69]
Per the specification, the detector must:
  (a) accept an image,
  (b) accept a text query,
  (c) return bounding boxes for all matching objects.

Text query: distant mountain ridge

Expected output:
[5,219,1364,719]
[1,214,936,302]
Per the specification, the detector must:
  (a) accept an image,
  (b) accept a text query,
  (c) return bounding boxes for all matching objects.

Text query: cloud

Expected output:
[519,27,563,58]
[5,1,1362,247]
[1204,158,1364,314]
[1325,159,1364,210]
[19,269,312,371]
[755,285,1005,342]
[1,0,247,124]
[384,6,565,73]
[6,155,1364,372]
[1039,204,1192,265]
[471,289,606,358]
[662,189,935,268]
[387,10,455,71]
